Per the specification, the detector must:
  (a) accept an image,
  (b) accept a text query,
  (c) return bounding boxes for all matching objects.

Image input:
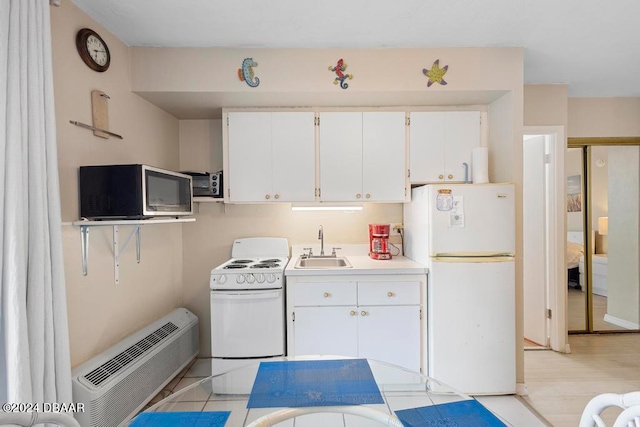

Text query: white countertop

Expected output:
[285,244,428,276]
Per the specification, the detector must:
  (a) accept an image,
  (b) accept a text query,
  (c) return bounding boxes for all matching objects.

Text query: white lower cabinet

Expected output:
[287,277,423,372]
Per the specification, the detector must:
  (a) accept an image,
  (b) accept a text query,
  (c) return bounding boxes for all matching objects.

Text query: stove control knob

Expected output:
[236,275,245,284]
[266,274,276,283]
[218,275,227,284]
[246,274,255,284]
[256,273,265,283]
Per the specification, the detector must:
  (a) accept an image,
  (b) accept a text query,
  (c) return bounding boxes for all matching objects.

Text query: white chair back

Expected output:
[579,392,640,427]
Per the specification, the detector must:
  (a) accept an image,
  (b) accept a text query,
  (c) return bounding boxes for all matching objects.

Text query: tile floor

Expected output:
[143,358,549,426]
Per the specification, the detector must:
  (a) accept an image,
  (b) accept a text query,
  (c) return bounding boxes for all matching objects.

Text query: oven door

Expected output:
[210,289,284,358]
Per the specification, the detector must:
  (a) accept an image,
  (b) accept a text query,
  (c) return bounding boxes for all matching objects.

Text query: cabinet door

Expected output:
[293,307,358,357]
[319,112,363,201]
[227,112,272,202]
[362,112,406,202]
[271,112,316,202]
[444,111,480,182]
[409,112,446,183]
[358,305,421,371]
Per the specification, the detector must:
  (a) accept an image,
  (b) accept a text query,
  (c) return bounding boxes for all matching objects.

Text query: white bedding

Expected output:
[567,231,586,270]
[567,242,584,269]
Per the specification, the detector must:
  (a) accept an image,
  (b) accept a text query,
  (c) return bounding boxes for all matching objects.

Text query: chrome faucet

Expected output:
[318,225,325,256]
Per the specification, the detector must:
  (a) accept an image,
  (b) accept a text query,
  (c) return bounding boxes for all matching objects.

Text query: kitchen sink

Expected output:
[294,256,353,269]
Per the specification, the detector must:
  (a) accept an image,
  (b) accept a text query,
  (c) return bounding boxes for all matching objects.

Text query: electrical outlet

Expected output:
[389,223,403,235]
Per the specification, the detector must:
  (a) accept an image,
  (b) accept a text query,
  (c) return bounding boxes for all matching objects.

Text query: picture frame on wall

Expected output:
[567,175,582,212]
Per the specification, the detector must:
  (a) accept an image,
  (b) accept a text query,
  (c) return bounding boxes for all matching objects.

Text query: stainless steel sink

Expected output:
[294,256,353,269]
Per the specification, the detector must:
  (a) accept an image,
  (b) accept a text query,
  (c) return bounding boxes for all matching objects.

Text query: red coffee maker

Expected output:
[369,224,392,260]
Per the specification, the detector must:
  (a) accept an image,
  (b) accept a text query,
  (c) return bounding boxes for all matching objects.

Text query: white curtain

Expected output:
[0,0,72,406]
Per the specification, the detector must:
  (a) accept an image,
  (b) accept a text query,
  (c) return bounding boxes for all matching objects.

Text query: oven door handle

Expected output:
[211,291,281,300]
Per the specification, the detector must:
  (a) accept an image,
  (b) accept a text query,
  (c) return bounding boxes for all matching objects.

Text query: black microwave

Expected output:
[79,164,193,219]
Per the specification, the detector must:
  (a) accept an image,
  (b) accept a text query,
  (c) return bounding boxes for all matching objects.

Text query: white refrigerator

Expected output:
[403,183,516,395]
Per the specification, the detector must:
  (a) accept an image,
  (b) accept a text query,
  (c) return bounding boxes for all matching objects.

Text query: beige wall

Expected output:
[51,2,184,367]
[569,98,640,137]
[524,85,568,127]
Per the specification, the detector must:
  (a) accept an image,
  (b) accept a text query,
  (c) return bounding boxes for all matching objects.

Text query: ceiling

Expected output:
[70,0,640,99]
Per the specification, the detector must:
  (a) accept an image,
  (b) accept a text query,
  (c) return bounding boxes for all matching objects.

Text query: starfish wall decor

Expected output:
[423,59,448,87]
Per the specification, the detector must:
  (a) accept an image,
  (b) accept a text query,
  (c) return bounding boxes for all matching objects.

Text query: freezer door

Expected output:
[427,184,515,255]
[428,258,515,394]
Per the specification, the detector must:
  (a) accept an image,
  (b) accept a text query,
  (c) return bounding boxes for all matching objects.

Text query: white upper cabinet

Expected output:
[362,112,407,202]
[319,112,406,202]
[318,112,363,201]
[409,111,480,183]
[271,112,316,202]
[227,111,315,202]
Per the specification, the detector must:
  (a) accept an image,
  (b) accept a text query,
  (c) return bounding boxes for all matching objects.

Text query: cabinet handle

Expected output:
[323,292,330,298]
[356,194,362,199]
[438,174,444,180]
[365,193,371,199]
[265,194,271,200]
[274,194,280,199]
[387,292,394,297]
[448,174,454,179]
[361,310,368,316]
[350,310,357,316]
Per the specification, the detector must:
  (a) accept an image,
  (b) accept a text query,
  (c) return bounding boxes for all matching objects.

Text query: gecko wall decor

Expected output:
[329,58,353,89]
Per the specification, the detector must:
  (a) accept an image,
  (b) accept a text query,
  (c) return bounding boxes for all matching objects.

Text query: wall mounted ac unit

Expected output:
[72,308,199,427]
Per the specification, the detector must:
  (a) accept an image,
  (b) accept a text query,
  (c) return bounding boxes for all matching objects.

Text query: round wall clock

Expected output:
[75,28,110,72]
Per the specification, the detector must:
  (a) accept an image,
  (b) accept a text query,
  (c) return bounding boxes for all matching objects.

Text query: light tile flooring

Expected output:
[144,358,549,426]
[524,333,640,427]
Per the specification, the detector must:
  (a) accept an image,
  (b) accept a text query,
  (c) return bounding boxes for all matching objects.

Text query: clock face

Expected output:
[76,28,110,72]
[86,35,108,66]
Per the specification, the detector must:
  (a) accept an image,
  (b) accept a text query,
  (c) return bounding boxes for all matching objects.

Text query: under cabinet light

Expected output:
[291,204,363,212]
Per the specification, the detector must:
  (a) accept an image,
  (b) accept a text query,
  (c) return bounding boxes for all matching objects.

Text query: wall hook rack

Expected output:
[69,90,123,139]
[69,120,123,139]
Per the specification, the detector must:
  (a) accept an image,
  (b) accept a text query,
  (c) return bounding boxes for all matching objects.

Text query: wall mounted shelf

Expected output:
[72,217,196,284]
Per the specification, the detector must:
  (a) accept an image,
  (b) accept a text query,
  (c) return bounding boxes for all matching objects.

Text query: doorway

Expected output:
[567,141,640,333]
[522,126,566,352]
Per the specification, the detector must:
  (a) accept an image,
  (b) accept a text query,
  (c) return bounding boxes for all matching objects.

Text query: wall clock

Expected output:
[75,28,110,72]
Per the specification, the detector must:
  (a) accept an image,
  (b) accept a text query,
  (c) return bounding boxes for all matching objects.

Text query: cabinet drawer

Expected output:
[358,281,420,305]
[293,282,357,306]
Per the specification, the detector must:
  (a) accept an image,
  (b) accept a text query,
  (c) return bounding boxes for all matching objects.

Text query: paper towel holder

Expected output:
[462,163,471,183]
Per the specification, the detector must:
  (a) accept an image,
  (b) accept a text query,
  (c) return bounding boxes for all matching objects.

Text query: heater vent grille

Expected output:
[83,322,178,387]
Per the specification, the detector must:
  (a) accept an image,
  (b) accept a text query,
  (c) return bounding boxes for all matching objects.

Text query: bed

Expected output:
[567,231,608,296]
[567,231,585,289]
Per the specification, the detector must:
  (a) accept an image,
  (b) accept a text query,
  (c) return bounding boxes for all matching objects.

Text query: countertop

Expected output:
[285,244,427,276]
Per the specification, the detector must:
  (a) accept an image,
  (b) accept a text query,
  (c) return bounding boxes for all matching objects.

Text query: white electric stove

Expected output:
[209,238,289,377]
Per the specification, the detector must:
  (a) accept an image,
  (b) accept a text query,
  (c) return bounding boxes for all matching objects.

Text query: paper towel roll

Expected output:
[472,147,489,184]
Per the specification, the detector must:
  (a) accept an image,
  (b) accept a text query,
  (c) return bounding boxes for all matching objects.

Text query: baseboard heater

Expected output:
[72,308,199,427]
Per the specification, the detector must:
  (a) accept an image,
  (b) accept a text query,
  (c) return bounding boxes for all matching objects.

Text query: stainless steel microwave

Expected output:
[79,164,193,219]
